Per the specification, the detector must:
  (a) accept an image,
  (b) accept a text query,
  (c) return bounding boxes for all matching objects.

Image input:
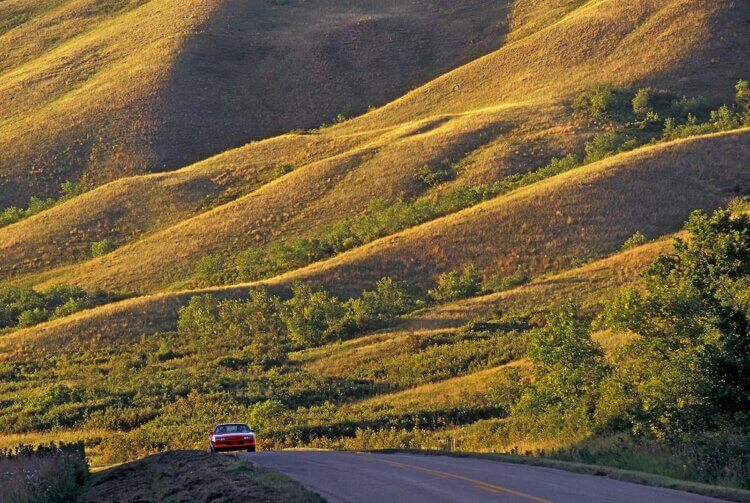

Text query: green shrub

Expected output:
[670,95,709,120]
[59,181,85,201]
[485,268,531,292]
[736,79,750,112]
[429,265,483,302]
[345,277,423,329]
[414,164,454,188]
[193,254,235,286]
[584,130,621,163]
[90,238,117,257]
[177,294,222,341]
[0,181,86,229]
[573,84,618,119]
[0,206,26,227]
[727,196,750,214]
[0,284,120,329]
[17,308,49,328]
[632,88,653,116]
[622,231,646,250]
[281,283,346,347]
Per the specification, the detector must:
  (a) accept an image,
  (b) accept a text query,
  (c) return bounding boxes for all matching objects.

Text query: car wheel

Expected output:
[210,444,215,453]
[247,446,255,453]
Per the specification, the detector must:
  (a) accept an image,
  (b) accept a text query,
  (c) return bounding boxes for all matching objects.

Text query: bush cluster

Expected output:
[192,154,583,288]
[572,80,750,166]
[506,208,750,445]
[0,284,120,330]
[0,181,84,229]
[179,278,425,352]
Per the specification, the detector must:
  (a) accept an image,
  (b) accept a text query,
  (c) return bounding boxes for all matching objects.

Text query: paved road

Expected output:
[248,451,726,503]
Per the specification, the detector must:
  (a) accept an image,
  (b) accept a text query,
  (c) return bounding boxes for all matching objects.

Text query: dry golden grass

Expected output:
[3,0,747,297]
[262,128,750,296]
[2,128,747,358]
[0,0,507,207]
[21,104,562,292]
[347,362,524,414]
[0,0,748,395]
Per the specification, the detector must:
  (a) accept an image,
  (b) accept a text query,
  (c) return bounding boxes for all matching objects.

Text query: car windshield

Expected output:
[215,424,250,434]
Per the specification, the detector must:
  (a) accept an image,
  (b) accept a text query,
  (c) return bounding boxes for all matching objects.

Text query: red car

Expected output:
[209,423,256,452]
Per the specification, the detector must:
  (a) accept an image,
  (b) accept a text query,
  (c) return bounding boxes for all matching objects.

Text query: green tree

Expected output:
[429,265,482,302]
[177,295,222,341]
[574,84,617,119]
[600,209,750,435]
[511,303,606,439]
[622,231,646,250]
[736,79,750,111]
[281,283,346,347]
[345,277,422,329]
[91,238,117,257]
[632,88,652,117]
[709,105,741,130]
[219,288,288,368]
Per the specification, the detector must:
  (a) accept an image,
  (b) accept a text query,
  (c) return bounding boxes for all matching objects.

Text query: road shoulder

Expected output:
[373,449,750,503]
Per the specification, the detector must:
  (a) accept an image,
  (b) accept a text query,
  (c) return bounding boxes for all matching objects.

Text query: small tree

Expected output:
[622,231,646,250]
[193,254,233,286]
[281,283,345,347]
[511,303,606,439]
[584,130,620,163]
[736,80,750,111]
[632,88,652,117]
[345,277,421,329]
[737,80,750,125]
[59,181,85,201]
[573,84,617,120]
[177,295,222,341]
[429,265,482,302]
[91,238,117,257]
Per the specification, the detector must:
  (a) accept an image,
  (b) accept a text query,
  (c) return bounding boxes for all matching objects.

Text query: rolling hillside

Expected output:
[1,0,747,295]
[0,0,506,208]
[2,0,750,490]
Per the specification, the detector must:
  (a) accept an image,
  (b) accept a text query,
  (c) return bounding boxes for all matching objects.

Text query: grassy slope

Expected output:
[3,0,748,296]
[2,126,748,357]
[0,201,674,359]
[0,0,507,207]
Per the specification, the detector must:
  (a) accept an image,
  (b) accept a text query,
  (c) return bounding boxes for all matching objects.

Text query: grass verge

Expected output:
[78,450,324,503]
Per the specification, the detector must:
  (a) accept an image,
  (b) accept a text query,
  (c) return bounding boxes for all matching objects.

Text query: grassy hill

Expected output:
[0,0,507,208]
[2,0,748,293]
[1,0,750,491]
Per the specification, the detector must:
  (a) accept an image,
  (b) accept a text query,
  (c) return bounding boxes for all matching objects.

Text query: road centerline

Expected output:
[362,454,554,503]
